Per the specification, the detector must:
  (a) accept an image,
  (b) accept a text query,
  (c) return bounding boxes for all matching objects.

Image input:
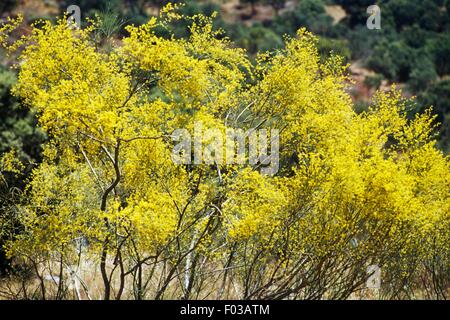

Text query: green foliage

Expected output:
[364,73,384,90]
[409,56,437,92]
[318,37,351,62]
[430,34,450,77]
[232,23,284,54]
[419,79,450,152]
[330,0,450,149]
[0,63,45,277]
[0,66,45,163]
[367,40,414,82]
[157,0,222,38]
[0,0,17,16]
[273,0,334,36]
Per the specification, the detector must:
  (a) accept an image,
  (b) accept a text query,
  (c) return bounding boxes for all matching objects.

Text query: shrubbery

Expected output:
[0,8,448,300]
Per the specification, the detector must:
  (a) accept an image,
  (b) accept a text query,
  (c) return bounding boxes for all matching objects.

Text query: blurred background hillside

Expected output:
[1,0,450,166]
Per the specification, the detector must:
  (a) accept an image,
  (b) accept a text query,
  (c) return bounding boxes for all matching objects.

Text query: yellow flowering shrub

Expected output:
[0,6,448,300]
[223,169,287,240]
[0,150,24,176]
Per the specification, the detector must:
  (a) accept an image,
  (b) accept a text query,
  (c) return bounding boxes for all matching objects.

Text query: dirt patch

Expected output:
[324,5,346,25]
[13,0,59,18]
[221,0,297,26]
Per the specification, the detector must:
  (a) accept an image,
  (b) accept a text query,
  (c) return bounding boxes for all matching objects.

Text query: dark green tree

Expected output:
[0,66,45,276]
